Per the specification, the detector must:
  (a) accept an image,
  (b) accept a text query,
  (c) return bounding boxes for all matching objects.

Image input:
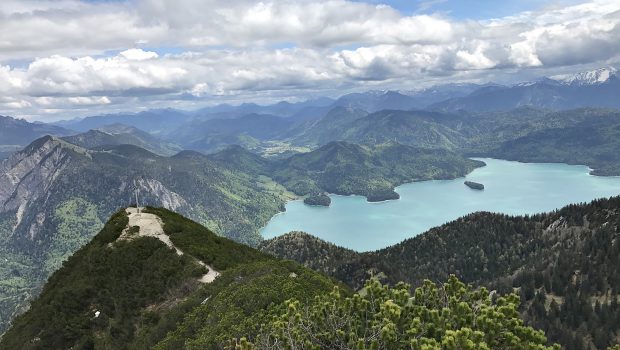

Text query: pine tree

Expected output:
[230,276,560,350]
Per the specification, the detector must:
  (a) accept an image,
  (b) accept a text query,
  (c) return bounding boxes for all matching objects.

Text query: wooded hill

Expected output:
[0,208,340,349]
[261,196,620,349]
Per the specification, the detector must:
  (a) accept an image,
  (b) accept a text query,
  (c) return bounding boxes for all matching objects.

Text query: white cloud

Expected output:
[120,49,159,61]
[455,41,497,70]
[23,53,189,96]
[0,0,618,119]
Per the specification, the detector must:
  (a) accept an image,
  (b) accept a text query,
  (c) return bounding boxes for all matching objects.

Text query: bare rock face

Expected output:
[0,137,74,237]
[0,137,192,242]
[136,178,189,211]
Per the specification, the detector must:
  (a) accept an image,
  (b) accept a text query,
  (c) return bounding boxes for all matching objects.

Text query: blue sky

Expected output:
[0,0,618,120]
[84,0,584,20]
[359,0,584,19]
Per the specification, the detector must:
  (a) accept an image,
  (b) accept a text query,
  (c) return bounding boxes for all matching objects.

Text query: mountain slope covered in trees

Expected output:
[487,109,620,175]
[208,141,482,202]
[0,208,340,350]
[268,141,483,201]
[261,196,620,349]
[1,208,565,350]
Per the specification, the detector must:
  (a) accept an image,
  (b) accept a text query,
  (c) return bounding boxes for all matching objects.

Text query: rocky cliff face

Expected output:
[135,178,189,211]
[0,137,76,240]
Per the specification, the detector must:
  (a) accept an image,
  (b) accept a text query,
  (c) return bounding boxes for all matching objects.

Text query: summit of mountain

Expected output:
[61,125,182,156]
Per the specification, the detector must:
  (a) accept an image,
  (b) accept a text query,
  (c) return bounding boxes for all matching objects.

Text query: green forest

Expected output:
[261,196,620,349]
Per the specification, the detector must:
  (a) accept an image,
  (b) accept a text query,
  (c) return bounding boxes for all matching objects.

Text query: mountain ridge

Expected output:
[550,67,618,86]
[0,207,341,349]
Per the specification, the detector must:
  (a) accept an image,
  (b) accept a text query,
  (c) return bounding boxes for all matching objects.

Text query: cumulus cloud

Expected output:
[23,53,189,96]
[0,0,618,119]
[120,49,159,61]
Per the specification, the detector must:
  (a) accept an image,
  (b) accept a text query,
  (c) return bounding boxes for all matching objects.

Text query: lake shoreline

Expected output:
[260,158,620,251]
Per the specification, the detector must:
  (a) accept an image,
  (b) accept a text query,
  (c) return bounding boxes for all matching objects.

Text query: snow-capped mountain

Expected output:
[551,67,618,86]
[431,67,620,112]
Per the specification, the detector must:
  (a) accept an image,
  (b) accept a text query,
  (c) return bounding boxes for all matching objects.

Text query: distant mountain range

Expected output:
[432,67,620,112]
[54,108,193,135]
[0,116,73,159]
[3,69,620,174]
[0,66,601,157]
[46,67,620,136]
[62,124,182,156]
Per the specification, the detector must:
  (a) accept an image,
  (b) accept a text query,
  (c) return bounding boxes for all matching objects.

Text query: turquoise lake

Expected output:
[260,158,620,251]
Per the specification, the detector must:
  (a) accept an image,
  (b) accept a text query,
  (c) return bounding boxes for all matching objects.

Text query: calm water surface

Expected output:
[260,159,620,251]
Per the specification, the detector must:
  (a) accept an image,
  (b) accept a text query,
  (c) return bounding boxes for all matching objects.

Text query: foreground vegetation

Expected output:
[234,276,559,349]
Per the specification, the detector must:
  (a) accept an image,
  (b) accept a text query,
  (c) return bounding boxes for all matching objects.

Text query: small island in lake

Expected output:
[465,181,485,190]
[366,188,400,202]
[304,193,332,207]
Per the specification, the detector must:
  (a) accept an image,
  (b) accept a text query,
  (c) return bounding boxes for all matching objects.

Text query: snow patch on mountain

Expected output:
[550,67,618,86]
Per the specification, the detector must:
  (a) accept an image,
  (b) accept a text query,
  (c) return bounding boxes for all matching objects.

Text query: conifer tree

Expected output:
[230,276,559,350]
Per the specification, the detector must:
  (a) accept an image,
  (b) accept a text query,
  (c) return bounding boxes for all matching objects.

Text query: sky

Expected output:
[0,0,619,121]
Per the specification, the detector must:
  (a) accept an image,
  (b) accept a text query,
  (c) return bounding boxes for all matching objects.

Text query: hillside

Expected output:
[0,208,339,349]
[0,208,564,350]
[330,90,419,112]
[290,109,469,150]
[261,196,620,349]
[486,109,620,175]
[210,141,484,202]
[173,114,293,146]
[361,108,620,177]
[269,141,483,201]
[286,106,369,147]
[283,106,620,177]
